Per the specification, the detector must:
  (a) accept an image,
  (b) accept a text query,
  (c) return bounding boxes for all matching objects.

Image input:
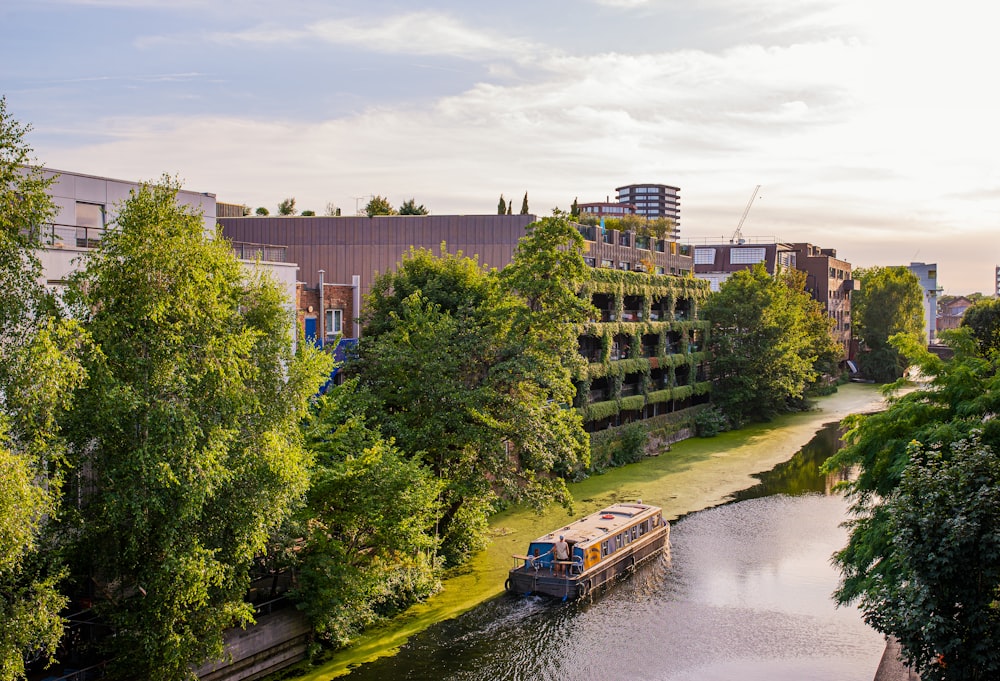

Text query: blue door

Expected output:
[304,317,320,347]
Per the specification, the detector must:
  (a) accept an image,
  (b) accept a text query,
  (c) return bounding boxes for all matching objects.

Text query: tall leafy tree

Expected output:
[825,331,1000,680]
[398,198,429,215]
[294,380,442,645]
[354,218,591,563]
[702,263,829,424]
[961,297,1000,357]
[277,197,296,215]
[853,266,924,382]
[364,195,395,217]
[0,96,85,680]
[61,178,331,680]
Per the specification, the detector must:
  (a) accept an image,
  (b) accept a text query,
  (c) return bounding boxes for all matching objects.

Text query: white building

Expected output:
[35,168,298,317]
[906,262,939,344]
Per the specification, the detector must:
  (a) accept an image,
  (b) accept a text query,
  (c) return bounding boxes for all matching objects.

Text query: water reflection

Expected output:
[338,422,883,681]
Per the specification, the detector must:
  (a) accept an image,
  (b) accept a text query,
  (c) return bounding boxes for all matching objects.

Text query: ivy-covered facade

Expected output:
[574,268,712,431]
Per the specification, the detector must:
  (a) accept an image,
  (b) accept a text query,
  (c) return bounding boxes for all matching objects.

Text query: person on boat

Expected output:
[553,535,570,577]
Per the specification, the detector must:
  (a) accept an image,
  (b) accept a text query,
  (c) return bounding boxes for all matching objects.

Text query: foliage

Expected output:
[497,195,506,215]
[702,263,829,425]
[961,297,1000,357]
[324,202,340,217]
[255,206,270,216]
[398,198,429,215]
[520,192,529,215]
[353,219,591,564]
[853,266,924,382]
[589,422,648,470]
[61,178,332,680]
[824,330,1000,679]
[0,96,83,680]
[364,195,396,217]
[277,197,297,215]
[694,405,729,437]
[570,197,579,217]
[873,434,1000,681]
[295,381,442,645]
[300,210,316,216]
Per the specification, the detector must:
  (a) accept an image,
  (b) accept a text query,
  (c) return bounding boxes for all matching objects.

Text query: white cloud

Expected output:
[191,11,542,62]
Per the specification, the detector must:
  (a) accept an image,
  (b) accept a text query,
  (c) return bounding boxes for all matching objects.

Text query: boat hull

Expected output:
[506,524,668,599]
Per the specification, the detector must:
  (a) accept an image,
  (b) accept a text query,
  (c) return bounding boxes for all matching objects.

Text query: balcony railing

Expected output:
[231,242,288,262]
[42,222,105,248]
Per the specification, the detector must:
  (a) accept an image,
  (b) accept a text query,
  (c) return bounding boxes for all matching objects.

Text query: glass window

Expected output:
[730,247,766,264]
[75,202,105,248]
[693,248,716,265]
[325,308,343,336]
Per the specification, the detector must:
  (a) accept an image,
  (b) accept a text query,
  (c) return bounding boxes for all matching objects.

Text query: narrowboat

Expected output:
[505,501,669,599]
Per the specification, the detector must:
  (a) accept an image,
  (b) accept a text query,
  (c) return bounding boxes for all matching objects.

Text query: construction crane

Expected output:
[730,184,761,245]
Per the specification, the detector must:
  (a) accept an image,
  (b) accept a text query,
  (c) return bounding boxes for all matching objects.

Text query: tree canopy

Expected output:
[824,330,1000,680]
[0,96,85,681]
[961,297,1000,357]
[349,216,591,564]
[60,178,331,679]
[852,266,924,382]
[398,198,429,215]
[364,195,395,217]
[702,263,838,425]
[277,197,297,215]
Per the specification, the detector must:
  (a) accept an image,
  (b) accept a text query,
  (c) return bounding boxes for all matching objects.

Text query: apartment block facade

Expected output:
[787,243,854,357]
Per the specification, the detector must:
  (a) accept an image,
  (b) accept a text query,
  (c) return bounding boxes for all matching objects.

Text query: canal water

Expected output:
[333,421,885,681]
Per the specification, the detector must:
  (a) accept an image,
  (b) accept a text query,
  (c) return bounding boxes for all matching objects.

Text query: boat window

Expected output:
[631,526,638,540]
[601,540,609,557]
[615,534,622,549]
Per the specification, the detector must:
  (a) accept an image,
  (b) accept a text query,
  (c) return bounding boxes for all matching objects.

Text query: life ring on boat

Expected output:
[601,514,614,519]
[504,578,512,592]
[577,579,592,598]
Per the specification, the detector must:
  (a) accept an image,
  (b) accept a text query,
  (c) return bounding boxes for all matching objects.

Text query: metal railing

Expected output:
[230,242,288,262]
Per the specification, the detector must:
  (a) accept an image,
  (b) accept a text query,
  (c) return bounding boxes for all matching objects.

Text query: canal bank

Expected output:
[288,383,886,680]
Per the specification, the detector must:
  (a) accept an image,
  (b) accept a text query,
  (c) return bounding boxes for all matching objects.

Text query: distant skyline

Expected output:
[3,0,997,293]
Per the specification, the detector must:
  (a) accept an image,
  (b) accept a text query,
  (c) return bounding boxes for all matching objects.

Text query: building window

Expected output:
[600,258,614,268]
[75,202,105,248]
[325,308,343,336]
[730,247,766,265]
[584,256,596,267]
[693,248,716,265]
[619,261,631,271]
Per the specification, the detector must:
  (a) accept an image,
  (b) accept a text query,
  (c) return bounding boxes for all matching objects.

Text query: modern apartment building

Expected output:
[616,183,681,227]
[33,167,299,324]
[219,213,706,431]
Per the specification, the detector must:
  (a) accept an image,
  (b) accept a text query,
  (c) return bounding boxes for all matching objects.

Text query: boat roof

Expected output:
[530,502,662,549]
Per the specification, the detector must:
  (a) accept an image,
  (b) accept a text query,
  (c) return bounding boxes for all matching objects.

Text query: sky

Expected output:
[2,0,998,294]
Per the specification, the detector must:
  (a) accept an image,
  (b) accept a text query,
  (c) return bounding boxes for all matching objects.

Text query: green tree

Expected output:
[355,223,590,563]
[0,96,86,681]
[61,178,332,680]
[823,331,1000,679]
[520,192,529,215]
[398,198,429,215]
[506,201,512,215]
[294,380,442,645]
[570,197,579,217]
[961,297,1000,357]
[877,434,1000,680]
[364,195,396,217]
[255,206,269,216]
[702,263,828,424]
[300,209,316,216]
[498,195,506,215]
[277,197,297,215]
[853,266,924,382]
